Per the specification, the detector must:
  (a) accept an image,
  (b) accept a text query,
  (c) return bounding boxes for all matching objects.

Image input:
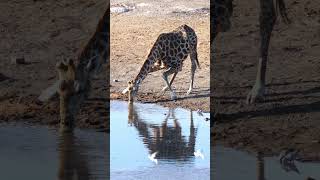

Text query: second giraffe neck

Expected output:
[77,7,109,68]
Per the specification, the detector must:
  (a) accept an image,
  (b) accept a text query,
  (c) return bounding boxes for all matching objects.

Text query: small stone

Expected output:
[113,79,119,82]
[11,56,26,64]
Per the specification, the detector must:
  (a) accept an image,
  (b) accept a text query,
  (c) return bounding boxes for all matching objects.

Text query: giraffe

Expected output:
[56,5,109,130]
[122,24,200,104]
[128,103,197,160]
[58,130,89,179]
[211,0,290,104]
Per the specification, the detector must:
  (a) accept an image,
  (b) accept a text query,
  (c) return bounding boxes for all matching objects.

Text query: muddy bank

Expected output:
[212,0,320,160]
[0,0,108,131]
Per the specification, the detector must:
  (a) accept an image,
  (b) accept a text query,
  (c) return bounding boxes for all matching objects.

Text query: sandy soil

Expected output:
[212,0,320,160]
[0,0,108,131]
[110,0,210,112]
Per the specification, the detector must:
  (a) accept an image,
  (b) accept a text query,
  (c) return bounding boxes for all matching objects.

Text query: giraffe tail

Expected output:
[195,56,201,69]
[191,50,201,70]
[275,0,291,24]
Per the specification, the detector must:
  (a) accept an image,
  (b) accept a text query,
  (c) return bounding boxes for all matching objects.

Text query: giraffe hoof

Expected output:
[186,89,192,95]
[171,93,177,100]
[246,84,265,104]
[161,86,169,92]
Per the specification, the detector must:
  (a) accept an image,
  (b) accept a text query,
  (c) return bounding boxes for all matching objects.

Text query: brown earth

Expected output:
[212,0,320,160]
[0,0,108,131]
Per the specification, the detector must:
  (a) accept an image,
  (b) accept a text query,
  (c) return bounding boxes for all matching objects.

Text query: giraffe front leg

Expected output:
[162,67,177,100]
[161,72,177,93]
[246,0,276,104]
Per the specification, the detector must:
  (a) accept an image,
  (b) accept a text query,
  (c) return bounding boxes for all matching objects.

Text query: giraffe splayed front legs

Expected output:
[122,24,200,103]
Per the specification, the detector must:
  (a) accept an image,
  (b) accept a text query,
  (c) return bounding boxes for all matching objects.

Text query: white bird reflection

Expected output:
[148,151,159,164]
[194,149,204,159]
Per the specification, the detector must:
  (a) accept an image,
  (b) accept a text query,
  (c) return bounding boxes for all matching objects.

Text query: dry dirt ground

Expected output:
[212,0,320,160]
[0,0,108,131]
[110,1,210,112]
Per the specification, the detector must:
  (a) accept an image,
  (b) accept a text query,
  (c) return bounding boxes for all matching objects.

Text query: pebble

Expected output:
[113,79,119,82]
[11,56,26,64]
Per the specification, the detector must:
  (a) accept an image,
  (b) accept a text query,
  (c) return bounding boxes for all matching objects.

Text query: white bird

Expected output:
[279,149,300,174]
[148,151,158,164]
[194,149,204,159]
[197,109,203,116]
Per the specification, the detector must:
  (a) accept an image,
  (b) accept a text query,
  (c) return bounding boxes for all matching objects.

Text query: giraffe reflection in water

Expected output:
[128,104,197,161]
[256,152,265,180]
[57,131,89,180]
[255,152,314,180]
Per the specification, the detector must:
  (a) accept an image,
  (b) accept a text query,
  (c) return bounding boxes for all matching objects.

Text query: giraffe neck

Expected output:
[76,6,109,73]
[133,45,160,88]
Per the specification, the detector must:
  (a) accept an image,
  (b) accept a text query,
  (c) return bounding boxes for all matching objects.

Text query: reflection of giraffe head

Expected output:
[122,80,138,104]
[127,102,137,125]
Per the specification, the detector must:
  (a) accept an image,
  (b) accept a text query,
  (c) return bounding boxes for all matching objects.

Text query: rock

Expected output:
[11,56,26,64]
[0,73,9,82]
[38,81,60,102]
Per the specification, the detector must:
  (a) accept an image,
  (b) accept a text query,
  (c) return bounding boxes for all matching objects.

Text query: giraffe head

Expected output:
[56,58,81,130]
[122,80,138,104]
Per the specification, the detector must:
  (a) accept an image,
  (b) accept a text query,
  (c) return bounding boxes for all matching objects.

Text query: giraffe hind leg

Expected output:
[187,50,198,95]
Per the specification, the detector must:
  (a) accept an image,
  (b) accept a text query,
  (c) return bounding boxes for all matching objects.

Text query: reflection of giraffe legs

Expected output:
[188,110,196,151]
[58,131,89,180]
[128,105,198,159]
[160,109,170,138]
[256,152,265,180]
[153,128,160,144]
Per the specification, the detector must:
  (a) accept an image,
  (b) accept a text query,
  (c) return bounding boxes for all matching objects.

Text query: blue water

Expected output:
[110,101,210,180]
[213,146,320,180]
[0,124,109,180]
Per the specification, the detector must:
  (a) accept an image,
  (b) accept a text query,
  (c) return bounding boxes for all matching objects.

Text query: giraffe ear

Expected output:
[122,87,129,94]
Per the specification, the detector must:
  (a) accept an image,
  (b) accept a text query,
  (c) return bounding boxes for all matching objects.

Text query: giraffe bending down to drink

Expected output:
[122,24,200,104]
[56,5,109,129]
[211,0,290,104]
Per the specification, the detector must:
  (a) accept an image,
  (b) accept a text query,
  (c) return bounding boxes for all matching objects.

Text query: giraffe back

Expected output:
[153,24,198,69]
